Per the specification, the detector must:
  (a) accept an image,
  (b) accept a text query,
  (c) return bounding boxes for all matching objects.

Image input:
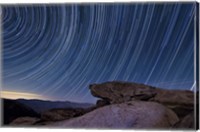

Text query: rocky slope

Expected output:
[5,81,197,129]
[40,107,96,122]
[49,81,197,129]
[51,101,179,129]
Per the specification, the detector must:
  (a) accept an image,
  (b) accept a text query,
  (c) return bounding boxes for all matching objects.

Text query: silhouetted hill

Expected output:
[2,99,40,125]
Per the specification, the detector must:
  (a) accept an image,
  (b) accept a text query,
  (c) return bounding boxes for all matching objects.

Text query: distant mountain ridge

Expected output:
[17,99,94,113]
[2,98,94,125]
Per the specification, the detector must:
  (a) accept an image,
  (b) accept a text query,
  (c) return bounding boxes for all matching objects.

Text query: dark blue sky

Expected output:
[2,3,197,103]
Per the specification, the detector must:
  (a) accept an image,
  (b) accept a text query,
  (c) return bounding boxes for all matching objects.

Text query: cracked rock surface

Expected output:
[50,101,179,129]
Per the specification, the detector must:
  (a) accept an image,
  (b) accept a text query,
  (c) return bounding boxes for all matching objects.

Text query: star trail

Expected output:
[1,3,197,103]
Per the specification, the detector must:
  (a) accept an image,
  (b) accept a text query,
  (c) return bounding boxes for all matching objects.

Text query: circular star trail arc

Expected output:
[2,3,196,103]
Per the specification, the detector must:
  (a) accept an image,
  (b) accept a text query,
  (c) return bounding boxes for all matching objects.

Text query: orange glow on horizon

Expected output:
[0,90,50,100]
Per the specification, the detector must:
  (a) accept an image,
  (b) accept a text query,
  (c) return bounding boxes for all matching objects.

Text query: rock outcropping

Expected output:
[89,81,195,120]
[89,81,194,106]
[5,81,197,129]
[48,81,196,129]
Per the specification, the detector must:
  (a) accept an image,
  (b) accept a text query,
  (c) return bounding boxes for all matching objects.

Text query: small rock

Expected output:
[10,117,40,125]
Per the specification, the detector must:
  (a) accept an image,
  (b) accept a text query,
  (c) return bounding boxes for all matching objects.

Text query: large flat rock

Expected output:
[89,81,194,106]
[89,81,194,116]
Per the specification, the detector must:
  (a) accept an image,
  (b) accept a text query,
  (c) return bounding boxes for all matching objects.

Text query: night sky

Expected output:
[1,3,197,103]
